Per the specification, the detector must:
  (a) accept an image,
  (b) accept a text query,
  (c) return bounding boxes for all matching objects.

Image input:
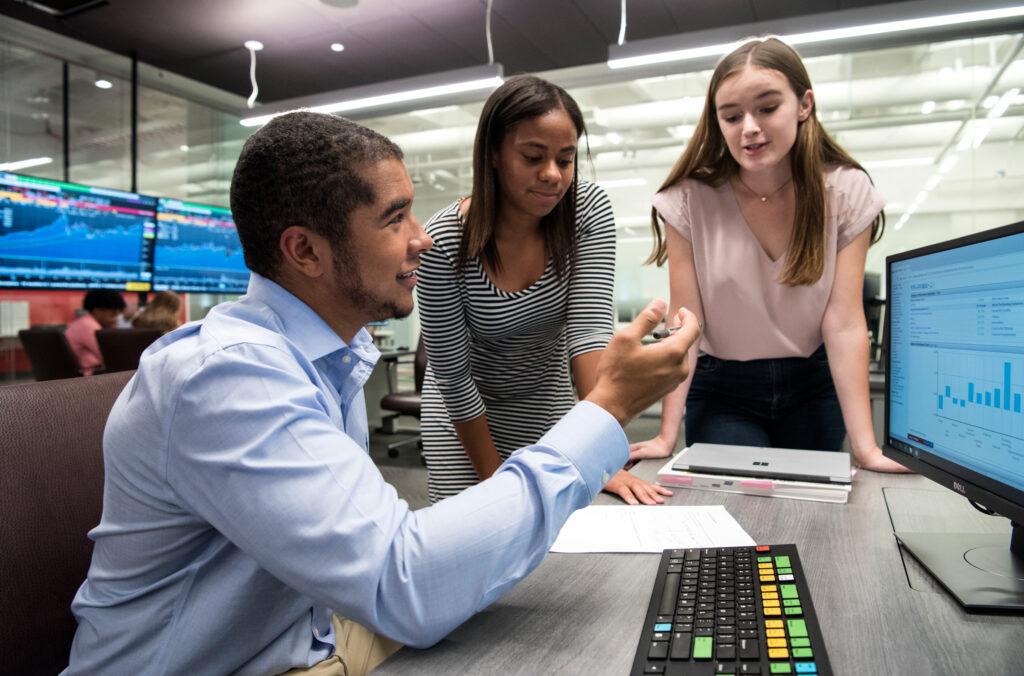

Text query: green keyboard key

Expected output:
[784,606,803,615]
[693,636,713,660]
[781,584,799,599]
[775,555,791,568]
[792,647,814,658]
[787,618,808,637]
[770,663,793,674]
[790,637,811,647]
[783,599,801,606]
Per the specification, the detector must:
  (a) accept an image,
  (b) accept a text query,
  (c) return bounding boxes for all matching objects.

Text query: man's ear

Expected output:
[279,226,329,278]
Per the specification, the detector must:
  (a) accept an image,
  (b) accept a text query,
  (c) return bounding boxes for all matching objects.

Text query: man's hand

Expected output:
[585,299,700,426]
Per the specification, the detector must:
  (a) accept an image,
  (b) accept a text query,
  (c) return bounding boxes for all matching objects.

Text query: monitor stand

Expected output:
[896,521,1024,612]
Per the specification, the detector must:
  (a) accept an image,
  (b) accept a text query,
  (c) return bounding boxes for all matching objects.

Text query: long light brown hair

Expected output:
[457,75,588,281]
[647,37,883,286]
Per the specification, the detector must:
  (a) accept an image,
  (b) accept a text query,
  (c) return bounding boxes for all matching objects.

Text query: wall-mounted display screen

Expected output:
[0,172,155,290]
[152,198,249,294]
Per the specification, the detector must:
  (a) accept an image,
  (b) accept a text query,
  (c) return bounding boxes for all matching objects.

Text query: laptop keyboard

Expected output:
[629,544,832,675]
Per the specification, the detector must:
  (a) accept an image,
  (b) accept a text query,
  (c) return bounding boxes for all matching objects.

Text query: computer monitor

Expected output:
[152,198,250,294]
[0,171,155,290]
[883,220,1024,611]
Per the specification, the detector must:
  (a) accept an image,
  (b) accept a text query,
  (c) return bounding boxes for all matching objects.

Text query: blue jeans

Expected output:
[683,344,846,451]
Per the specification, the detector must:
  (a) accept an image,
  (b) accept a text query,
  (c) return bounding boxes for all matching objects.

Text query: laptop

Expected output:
[671,443,852,485]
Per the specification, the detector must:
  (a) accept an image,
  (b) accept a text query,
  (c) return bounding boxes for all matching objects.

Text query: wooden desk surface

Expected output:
[375,462,1024,675]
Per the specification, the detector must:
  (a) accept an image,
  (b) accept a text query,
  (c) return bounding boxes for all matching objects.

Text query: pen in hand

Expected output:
[651,323,702,340]
[651,326,680,340]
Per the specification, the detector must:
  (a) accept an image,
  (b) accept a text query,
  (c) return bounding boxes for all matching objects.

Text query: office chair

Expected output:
[95,327,163,372]
[379,337,426,458]
[17,327,82,381]
[0,369,134,675]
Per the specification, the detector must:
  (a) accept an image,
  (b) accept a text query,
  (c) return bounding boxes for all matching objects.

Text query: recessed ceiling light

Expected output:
[244,40,263,51]
[331,43,345,52]
[94,79,113,89]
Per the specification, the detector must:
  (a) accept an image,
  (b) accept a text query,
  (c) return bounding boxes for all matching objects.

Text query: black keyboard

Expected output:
[629,544,832,675]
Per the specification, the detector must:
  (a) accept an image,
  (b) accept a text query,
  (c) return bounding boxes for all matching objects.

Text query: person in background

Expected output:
[63,111,701,676]
[64,288,125,375]
[131,289,182,334]
[416,75,674,505]
[629,37,908,472]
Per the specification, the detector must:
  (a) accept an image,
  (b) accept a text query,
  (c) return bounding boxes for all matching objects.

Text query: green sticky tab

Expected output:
[770,663,793,674]
[787,619,808,637]
[693,636,713,659]
[792,647,814,658]
[790,637,811,647]
[775,555,791,568]
[781,584,799,599]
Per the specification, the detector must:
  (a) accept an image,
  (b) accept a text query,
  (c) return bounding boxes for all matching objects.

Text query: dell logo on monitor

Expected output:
[952,481,966,495]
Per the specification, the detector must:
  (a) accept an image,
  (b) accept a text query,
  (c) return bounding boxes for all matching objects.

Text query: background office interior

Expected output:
[2,0,1024,382]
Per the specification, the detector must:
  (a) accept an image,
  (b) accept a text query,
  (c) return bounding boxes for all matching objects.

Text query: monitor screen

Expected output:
[0,171,155,291]
[884,220,1024,611]
[152,198,250,294]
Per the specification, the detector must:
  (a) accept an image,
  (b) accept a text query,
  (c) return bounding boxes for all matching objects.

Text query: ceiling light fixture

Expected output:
[0,156,54,171]
[240,63,504,127]
[330,43,345,52]
[608,4,1024,70]
[244,40,263,109]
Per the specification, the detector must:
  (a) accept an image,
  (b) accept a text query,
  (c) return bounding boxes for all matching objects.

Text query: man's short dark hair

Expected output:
[229,111,404,280]
[83,289,126,312]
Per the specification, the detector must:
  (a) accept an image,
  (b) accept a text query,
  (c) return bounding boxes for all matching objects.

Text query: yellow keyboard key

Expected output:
[768,648,790,659]
[767,638,788,648]
[764,607,782,616]
[766,628,785,638]
[765,620,784,629]
[762,591,779,599]
[762,599,780,607]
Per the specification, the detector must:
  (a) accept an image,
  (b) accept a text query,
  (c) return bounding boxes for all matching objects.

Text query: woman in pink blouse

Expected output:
[631,37,907,472]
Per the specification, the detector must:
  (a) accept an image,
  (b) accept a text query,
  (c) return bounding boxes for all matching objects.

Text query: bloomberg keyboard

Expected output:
[629,544,832,676]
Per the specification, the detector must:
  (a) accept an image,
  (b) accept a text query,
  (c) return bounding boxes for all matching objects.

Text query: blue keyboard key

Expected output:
[653,623,672,632]
[795,662,817,674]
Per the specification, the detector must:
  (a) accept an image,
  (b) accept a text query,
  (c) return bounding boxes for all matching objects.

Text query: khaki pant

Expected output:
[280,615,403,676]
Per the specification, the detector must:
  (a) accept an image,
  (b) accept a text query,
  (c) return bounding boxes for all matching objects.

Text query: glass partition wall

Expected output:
[3,25,1024,380]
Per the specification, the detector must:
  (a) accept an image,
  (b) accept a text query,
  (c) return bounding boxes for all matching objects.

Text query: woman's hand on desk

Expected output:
[603,470,673,505]
[854,443,913,473]
[628,435,675,462]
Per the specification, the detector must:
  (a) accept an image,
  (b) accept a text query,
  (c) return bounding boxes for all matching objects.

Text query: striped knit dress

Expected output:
[416,180,616,502]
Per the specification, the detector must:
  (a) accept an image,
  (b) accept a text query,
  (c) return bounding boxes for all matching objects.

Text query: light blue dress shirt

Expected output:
[64,273,628,675]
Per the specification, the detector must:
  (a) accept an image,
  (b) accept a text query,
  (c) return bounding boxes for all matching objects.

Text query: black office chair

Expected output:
[95,328,163,373]
[17,327,82,381]
[379,337,427,458]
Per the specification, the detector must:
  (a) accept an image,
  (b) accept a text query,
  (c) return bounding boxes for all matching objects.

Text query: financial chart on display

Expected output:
[152,198,249,294]
[0,172,155,290]
[887,231,1024,493]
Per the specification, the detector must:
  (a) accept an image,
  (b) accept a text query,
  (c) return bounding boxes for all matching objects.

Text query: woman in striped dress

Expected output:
[417,75,673,504]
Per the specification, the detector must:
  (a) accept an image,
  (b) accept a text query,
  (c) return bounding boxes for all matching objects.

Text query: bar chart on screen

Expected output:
[935,352,1024,443]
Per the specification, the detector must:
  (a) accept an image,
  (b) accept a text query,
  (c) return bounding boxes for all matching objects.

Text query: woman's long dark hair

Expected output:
[646,37,883,286]
[458,75,588,281]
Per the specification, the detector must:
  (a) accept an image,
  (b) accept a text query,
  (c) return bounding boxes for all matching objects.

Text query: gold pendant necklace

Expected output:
[736,174,793,203]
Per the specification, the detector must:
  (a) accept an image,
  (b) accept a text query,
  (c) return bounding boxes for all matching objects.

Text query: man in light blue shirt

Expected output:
[64,112,700,675]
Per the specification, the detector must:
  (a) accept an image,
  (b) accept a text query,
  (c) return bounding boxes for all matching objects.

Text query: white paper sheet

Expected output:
[550,505,755,553]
